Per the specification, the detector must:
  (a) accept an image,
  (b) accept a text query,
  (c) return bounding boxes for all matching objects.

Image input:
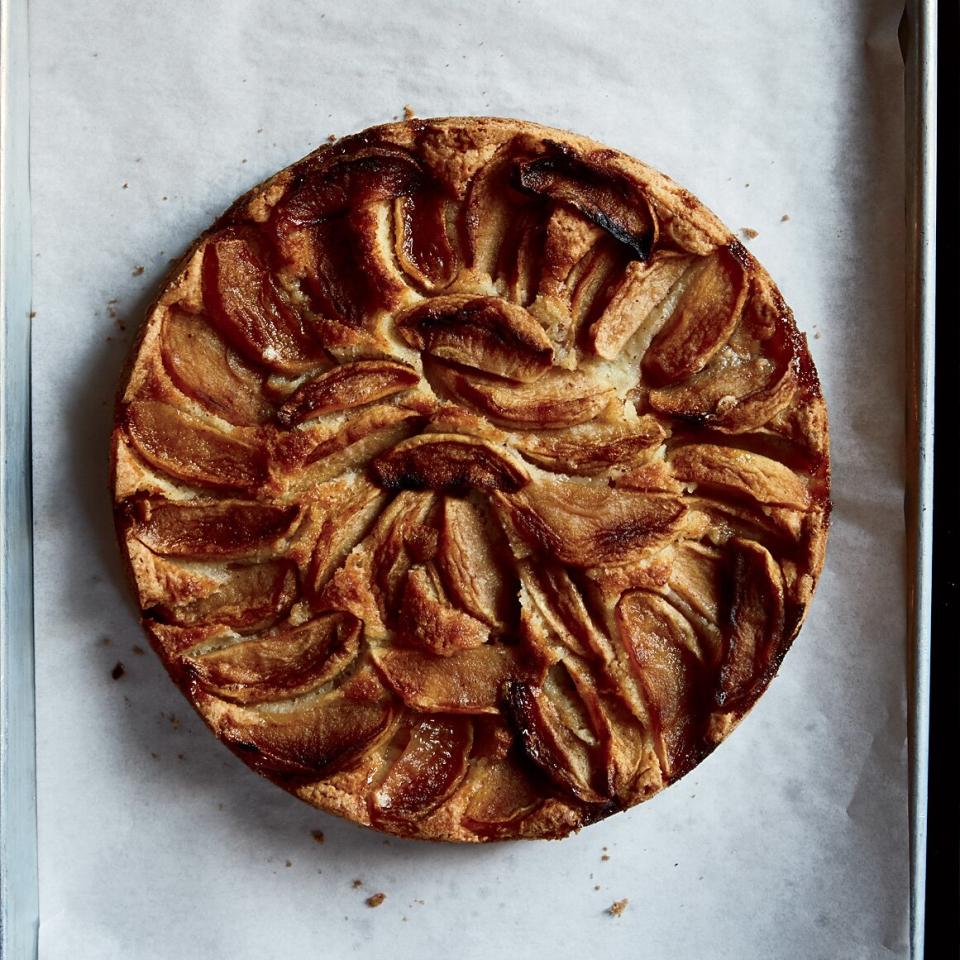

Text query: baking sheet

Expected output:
[28,1,911,957]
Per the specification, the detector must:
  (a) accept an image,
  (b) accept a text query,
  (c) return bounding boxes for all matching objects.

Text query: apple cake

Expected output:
[111,117,830,841]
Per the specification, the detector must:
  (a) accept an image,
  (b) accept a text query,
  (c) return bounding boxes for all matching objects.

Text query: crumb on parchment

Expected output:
[607,898,629,917]
[740,227,759,240]
[366,892,386,908]
[132,265,144,277]
[403,104,416,120]
[352,879,363,889]
[111,662,125,680]
[311,830,325,844]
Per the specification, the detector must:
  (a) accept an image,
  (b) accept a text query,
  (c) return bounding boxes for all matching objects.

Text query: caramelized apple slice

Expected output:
[318,493,435,637]
[370,434,529,493]
[202,229,325,374]
[642,246,749,386]
[400,564,490,655]
[276,359,420,427]
[161,309,271,425]
[372,643,527,714]
[616,590,710,777]
[158,561,297,630]
[127,499,298,557]
[393,190,459,291]
[513,143,657,260]
[395,295,553,382]
[461,756,543,837]
[669,444,810,510]
[303,478,387,595]
[183,612,360,704]
[370,717,473,824]
[124,399,267,492]
[497,478,685,567]
[563,658,651,800]
[275,406,424,490]
[504,664,608,804]
[536,205,605,300]
[588,254,692,360]
[518,562,611,661]
[436,497,513,629]
[272,146,424,233]
[464,147,543,281]
[718,539,786,710]
[511,416,665,475]
[222,691,395,779]
[426,360,615,429]
[648,350,796,432]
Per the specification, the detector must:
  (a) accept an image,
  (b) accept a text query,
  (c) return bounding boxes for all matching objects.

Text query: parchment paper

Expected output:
[28,2,909,957]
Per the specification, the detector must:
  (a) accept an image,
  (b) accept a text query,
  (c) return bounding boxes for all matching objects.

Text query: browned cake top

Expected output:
[111,117,830,842]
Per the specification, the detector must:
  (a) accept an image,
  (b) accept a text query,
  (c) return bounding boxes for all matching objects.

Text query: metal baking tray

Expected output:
[0,0,937,956]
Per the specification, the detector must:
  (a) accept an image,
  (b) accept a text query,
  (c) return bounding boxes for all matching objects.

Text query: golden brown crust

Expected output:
[111,116,830,842]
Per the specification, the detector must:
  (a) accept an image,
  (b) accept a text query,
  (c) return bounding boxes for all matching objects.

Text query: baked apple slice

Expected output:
[641,245,749,386]
[123,398,267,492]
[511,416,665,475]
[183,612,360,704]
[460,755,543,837]
[436,497,514,630]
[399,564,491,655]
[395,295,553,382]
[616,589,711,778]
[372,643,528,714]
[157,560,297,631]
[393,189,460,291]
[370,433,530,493]
[668,443,810,510]
[221,690,395,780]
[504,664,609,804]
[588,254,692,360]
[513,142,657,260]
[718,539,786,710]
[126,498,298,558]
[202,228,326,374]
[426,359,615,429]
[276,359,420,427]
[496,478,685,567]
[370,717,473,825]
[161,309,272,426]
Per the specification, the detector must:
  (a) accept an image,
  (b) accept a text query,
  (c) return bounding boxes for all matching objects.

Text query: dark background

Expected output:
[923,1,958,954]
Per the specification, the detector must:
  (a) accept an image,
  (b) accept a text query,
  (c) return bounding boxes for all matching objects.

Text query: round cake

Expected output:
[111,117,830,841]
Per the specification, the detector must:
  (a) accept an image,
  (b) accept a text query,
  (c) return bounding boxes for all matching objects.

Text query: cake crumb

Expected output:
[132,265,144,277]
[607,898,629,917]
[122,182,128,189]
[311,830,325,844]
[132,645,145,656]
[366,892,386,908]
[594,885,601,891]
[403,104,416,120]
[781,213,791,222]
[740,227,759,240]
[352,879,363,889]
[111,662,125,680]
[285,860,292,868]
[601,854,610,862]
[29,310,37,318]
[327,134,337,143]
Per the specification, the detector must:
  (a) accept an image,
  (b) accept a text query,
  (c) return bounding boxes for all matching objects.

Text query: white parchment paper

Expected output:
[29,2,909,957]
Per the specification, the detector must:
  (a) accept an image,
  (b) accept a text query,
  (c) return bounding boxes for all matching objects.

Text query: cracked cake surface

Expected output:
[111,116,830,842]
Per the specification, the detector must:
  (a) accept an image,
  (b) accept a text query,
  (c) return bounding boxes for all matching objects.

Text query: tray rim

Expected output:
[0,0,39,957]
